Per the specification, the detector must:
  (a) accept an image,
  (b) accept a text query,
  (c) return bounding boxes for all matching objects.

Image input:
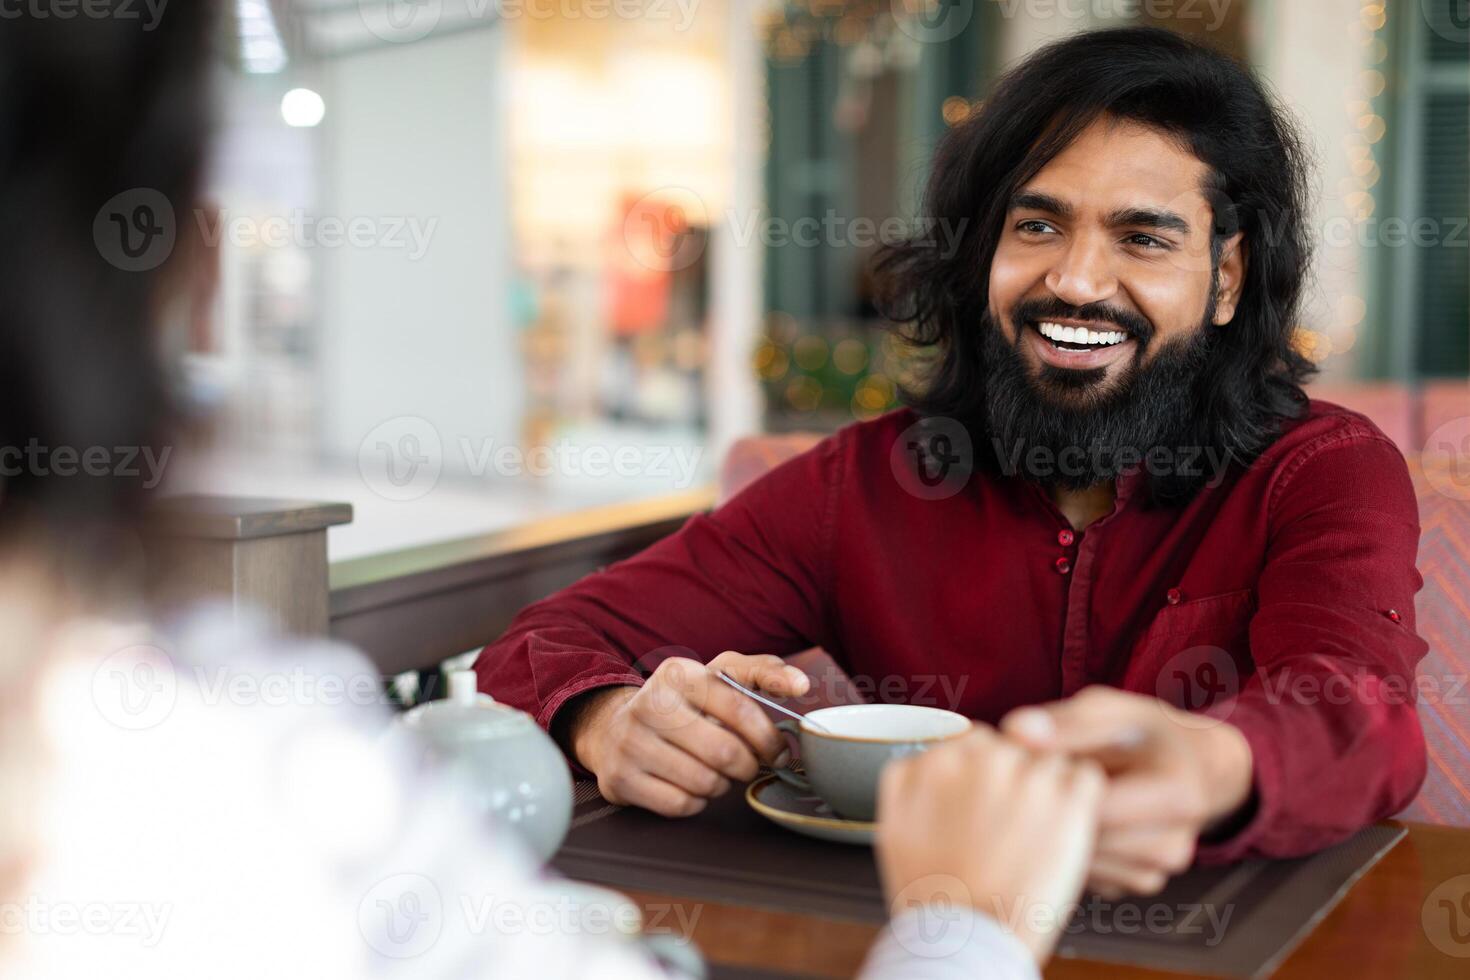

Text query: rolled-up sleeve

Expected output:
[474,433,843,734]
[1198,432,1428,863]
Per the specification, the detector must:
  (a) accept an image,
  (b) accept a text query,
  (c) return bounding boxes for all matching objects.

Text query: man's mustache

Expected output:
[1011,299,1155,344]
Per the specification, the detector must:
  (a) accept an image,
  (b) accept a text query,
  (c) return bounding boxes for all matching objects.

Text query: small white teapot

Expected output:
[397,670,573,862]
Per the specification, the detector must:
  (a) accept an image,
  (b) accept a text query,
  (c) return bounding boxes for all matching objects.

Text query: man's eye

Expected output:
[1017,220,1055,235]
[1126,233,1168,249]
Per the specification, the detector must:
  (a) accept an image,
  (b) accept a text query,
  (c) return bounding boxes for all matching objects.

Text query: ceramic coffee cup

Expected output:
[773,704,972,821]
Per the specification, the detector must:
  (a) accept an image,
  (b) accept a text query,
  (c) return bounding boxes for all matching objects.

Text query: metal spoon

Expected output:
[717,670,830,733]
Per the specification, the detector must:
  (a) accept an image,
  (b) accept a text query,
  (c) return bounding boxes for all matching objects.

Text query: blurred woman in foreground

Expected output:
[0,6,1103,978]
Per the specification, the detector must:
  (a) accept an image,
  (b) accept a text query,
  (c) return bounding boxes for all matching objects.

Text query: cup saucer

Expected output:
[745,773,875,846]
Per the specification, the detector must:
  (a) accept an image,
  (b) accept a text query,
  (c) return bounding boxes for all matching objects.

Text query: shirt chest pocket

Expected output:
[1120,589,1256,709]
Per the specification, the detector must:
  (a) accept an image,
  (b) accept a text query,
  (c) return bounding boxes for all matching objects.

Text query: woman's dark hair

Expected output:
[875,26,1316,503]
[0,6,216,542]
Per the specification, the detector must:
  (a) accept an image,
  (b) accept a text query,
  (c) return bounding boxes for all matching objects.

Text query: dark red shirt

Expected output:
[476,401,1428,863]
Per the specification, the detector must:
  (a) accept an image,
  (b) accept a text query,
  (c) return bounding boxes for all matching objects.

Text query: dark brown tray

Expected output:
[553,779,1405,978]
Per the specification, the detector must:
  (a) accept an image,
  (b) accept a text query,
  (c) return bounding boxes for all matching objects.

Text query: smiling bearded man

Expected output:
[476,27,1428,897]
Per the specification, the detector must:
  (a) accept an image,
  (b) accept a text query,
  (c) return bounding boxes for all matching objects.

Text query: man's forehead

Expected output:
[1015,119,1213,221]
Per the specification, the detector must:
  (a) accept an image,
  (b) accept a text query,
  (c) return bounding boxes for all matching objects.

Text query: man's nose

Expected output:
[1044,234,1119,308]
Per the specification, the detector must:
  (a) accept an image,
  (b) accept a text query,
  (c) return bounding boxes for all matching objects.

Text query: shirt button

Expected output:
[1386,609,1401,623]
[1166,588,1182,605]
[1054,556,1071,574]
[1057,529,1075,546]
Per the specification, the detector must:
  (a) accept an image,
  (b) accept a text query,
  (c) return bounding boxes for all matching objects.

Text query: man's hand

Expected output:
[874,727,1105,965]
[565,651,809,817]
[1001,686,1255,898]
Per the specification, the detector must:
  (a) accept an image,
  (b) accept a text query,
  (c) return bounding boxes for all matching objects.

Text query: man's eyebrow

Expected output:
[1105,206,1191,235]
[1009,190,1072,218]
[1009,192,1193,235]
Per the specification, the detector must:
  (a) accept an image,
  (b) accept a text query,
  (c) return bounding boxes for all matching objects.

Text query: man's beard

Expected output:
[980,305,1217,491]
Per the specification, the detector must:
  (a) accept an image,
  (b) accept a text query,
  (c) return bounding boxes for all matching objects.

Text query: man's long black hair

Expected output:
[874,27,1316,505]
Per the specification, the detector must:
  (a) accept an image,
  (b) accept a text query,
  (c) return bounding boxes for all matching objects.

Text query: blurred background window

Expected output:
[180,0,762,560]
[1381,0,1469,378]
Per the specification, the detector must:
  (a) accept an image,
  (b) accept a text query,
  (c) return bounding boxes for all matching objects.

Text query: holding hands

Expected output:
[1001,686,1255,897]
[872,689,1254,967]
[875,727,1106,964]
[567,652,1252,908]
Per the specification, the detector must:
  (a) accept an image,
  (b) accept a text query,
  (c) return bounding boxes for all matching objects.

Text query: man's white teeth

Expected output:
[1036,321,1126,347]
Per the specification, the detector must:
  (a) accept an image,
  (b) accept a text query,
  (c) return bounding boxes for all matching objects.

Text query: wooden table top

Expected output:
[594,821,1470,979]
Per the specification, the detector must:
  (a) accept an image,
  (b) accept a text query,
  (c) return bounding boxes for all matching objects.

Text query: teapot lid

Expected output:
[399,670,538,743]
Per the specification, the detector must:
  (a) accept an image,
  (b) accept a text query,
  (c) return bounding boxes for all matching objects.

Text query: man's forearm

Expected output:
[1194,687,1425,863]
[551,685,637,771]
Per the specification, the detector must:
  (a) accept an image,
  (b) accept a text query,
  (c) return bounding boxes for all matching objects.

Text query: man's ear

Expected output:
[1212,232,1247,326]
